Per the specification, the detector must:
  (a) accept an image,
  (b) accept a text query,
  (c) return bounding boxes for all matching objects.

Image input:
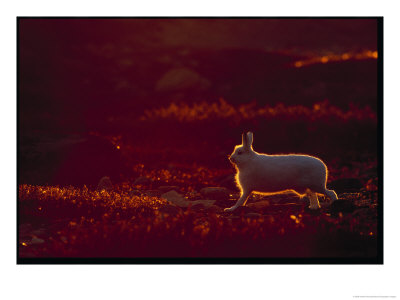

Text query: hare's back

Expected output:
[249,154,327,192]
[257,154,327,175]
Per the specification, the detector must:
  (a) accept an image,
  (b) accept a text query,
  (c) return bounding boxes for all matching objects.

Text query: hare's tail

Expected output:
[324,189,338,204]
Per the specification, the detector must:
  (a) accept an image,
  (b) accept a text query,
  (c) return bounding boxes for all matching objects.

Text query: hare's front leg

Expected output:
[224,190,251,212]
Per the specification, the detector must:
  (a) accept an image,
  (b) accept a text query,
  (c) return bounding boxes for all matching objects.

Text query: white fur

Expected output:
[225,132,338,212]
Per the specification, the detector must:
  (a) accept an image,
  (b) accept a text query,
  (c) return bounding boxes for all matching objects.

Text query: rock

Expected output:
[200,187,230,200]
[186,191,202,200]
[161,190,216,208]
[161,190,190,207]
[31,237,45,245]
[97,176,113,191]
[189,200,216,209]
[190,203,206,211]
[158,186,180,193]
[329,178,363,193]
[133,176,153,185]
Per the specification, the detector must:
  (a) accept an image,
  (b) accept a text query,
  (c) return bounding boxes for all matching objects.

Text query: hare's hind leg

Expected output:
[224,189,251,212]
[306,189,321,210]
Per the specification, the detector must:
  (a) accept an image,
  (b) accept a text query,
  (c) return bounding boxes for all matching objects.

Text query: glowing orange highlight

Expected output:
[142,98,377,123]
[294,61,303,68]
[320,56,329,63]
[293,50,378,68]
[341,53,350,60]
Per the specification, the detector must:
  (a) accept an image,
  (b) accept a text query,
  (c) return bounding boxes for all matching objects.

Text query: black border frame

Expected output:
[17,16,384,265]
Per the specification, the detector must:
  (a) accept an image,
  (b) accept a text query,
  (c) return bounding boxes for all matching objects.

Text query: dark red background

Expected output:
[18,18,378,186]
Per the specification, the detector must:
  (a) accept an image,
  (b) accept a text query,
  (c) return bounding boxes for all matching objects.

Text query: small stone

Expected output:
[97,176,113,191]
[189,200,216,209]
[186,191,202,200]
[133,176,152,185]
[200,187,230,200]
[161,190,190,207]
[31,237,45,244]
[161,190,216,208]
[190,203,205,211]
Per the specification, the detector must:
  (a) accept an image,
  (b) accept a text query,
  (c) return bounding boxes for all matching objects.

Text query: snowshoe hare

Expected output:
[225,132,337,212]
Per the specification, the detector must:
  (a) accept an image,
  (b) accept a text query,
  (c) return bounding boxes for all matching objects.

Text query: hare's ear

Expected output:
[242,132,248,148]
[247,132,253,147]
